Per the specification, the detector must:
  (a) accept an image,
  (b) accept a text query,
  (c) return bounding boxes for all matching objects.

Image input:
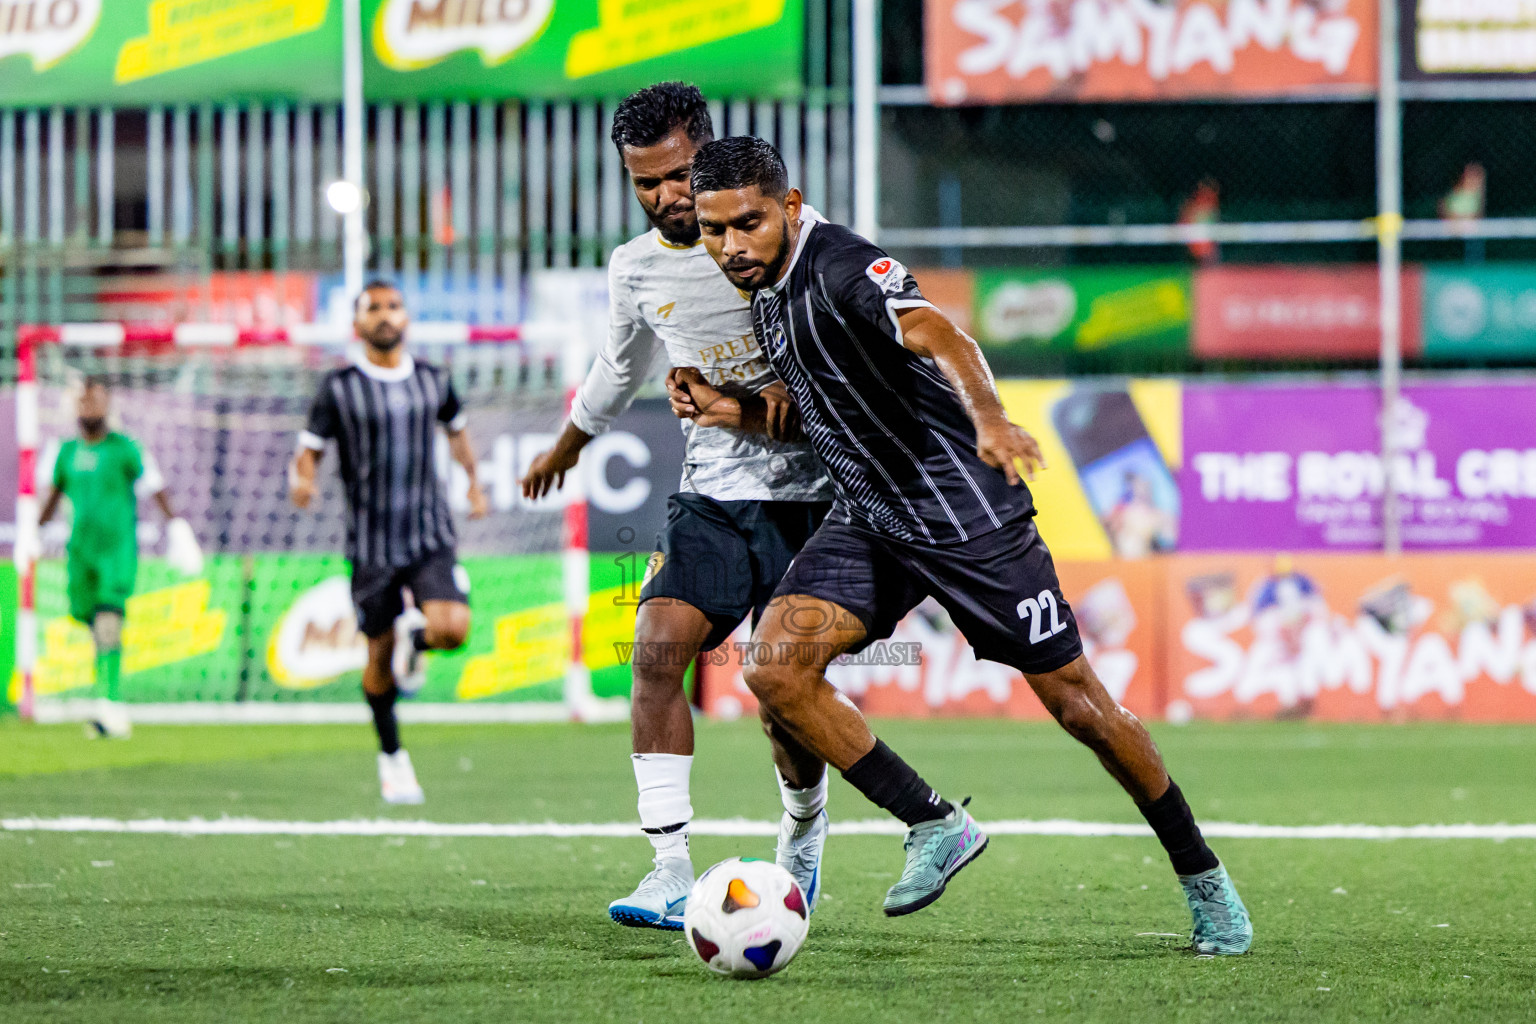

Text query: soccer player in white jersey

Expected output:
[521,83,835,930]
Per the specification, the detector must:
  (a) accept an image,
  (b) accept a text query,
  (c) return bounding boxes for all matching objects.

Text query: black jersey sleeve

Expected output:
[301,371,341,449]
[436,370,466,430]
[817,229,934,346]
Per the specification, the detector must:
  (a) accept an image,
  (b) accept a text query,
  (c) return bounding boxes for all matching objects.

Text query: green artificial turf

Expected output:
[3,718,1536,1022]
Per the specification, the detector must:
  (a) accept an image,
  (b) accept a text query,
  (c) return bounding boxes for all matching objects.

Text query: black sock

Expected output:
[411,627,430,652]
[1138,781,1219,876]
[841,739,952,827]
[367,690,401,755]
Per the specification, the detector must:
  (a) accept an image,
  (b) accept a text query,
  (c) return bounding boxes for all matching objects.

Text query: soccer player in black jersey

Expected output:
[289,281,489,805]
[676,136,1251,951]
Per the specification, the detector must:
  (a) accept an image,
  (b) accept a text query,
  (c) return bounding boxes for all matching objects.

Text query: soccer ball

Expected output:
[683,857,809,979]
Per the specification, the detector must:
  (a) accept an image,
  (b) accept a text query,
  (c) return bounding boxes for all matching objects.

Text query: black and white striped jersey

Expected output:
[750,221,1032,545]
[300,354,465,567]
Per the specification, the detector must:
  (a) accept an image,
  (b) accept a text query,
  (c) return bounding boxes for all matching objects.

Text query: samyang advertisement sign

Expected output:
[926,0,1378,104]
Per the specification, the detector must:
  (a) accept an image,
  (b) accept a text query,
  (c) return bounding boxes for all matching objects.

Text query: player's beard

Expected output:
[724,212,792,292]
[647,198,700,247]
[362,326,404,351]
[78,416,106,436]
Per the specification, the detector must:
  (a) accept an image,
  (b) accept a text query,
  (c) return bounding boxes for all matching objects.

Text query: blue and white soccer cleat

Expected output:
[608,858,692,931]
[775,809,828,914]
[1180,863,1253,955]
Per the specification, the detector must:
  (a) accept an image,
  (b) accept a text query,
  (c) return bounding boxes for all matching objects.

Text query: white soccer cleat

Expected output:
[775,809,828,914]
[84,699,132,740]
[392,608,428,696]
[378,749,425,805]
[608,858,693,930]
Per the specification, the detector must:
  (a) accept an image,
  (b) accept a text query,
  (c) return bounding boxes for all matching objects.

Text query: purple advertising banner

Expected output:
[1181,380,1536,551]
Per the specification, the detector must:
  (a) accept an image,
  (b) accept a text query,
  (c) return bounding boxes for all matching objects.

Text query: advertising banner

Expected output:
[94,273,318,328]
[698,551,1536,723]
[926,0,1378,104]
[699,559,1165,722]
[1180,380,1536,551]
[0,0,343,107]
[1166,552,1536,722]
[10,551,642,705]
[0,563,14,711]
[997,379,1184,560]
[362,0,805,101]
[975,266,1192,369]
[1422,265,1536,359]
[0,1,804,107]
[1192,264,1423,360]
[1400,0,1536,80]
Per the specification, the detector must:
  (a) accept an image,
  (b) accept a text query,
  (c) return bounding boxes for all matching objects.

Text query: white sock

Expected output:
[777,767,828,838]
[633,753,693,864]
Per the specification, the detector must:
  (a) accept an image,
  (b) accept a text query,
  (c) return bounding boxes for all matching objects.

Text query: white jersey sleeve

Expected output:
[568,248,666,437]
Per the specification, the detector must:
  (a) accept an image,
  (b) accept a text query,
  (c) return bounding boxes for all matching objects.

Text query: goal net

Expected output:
[13,324,631,724]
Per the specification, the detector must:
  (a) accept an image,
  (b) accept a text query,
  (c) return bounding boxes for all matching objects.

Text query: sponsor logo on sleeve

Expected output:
[866,257,908,295]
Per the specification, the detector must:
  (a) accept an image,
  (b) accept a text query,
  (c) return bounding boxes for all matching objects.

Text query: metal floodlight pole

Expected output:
[1377,0,1403,556]
[852,0,879,242]
[341,0,367,301]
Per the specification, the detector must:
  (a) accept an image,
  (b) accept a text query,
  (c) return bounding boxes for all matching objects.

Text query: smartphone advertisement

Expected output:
[996,379,1184,561]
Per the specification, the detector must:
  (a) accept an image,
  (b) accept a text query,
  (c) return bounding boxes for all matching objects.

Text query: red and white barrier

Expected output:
[18,322,527,349]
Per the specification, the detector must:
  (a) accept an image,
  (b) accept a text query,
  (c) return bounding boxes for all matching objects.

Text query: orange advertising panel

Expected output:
[699,552,1536,723]
[926,0,1379,104]
[698,560,1164,722]
[1166,553,1536,722]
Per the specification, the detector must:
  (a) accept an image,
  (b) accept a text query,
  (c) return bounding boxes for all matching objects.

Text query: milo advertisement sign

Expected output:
[973,266,1192,373]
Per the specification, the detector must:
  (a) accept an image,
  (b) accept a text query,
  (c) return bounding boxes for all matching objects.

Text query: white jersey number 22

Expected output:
[1017,590,1067,645]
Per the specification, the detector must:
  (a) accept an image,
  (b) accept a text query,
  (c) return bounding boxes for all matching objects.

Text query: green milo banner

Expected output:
[973,266,1192,373]
[0,0,803,107]
[0,562,15,714]
[0,0,343,107]
[10,553,642,705]
[363,0,805,101]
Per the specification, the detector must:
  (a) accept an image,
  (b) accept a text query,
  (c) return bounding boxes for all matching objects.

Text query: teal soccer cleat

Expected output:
[1180,863,1253,955]
[882,799,988,917]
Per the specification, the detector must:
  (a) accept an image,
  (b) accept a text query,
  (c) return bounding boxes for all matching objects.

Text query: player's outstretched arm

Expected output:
[37,486,63,526]
[289,448,322,510]
[667,367,802,442]
[896,305,1046,485]
[520,421,593,500]
[447,426,489,519]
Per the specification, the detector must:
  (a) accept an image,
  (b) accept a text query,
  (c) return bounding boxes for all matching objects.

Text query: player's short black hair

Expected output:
[355,278,400,313]
[689,136,788,200]
[81,374,110,392]
[610,82,713,153]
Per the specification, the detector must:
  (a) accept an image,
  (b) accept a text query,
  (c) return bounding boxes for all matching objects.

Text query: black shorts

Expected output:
[639,493,832,652]
[351,546,469,638]
[772,514,1084,676]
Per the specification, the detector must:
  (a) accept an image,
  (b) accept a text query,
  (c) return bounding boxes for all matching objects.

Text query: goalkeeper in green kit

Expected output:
[35,378,202,738]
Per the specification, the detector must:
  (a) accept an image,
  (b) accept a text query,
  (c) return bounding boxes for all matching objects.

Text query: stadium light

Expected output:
[326,179,364,216]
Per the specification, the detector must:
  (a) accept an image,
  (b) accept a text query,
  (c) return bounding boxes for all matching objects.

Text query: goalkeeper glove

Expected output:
[165,518,204,577]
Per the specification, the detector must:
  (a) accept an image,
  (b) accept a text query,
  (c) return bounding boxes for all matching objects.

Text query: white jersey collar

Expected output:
[768,205,820,295]
[352,350,416,382]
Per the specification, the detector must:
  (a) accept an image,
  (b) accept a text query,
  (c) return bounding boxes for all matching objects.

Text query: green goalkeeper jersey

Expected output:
[54,433,144,559]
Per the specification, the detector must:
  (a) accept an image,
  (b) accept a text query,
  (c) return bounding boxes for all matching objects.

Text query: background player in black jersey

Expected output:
[289,281,488,804]
[675,136,1251,952]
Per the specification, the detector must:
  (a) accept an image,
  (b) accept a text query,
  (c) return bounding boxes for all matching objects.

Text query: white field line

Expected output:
[4,817,1536,840]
